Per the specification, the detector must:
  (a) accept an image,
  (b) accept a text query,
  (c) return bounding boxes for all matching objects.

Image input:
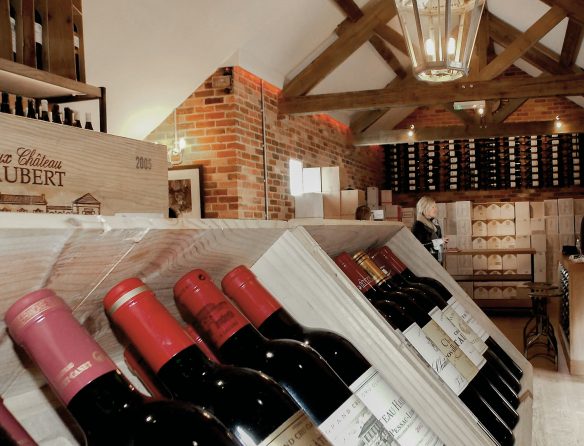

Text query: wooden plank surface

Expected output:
[46,0,75,79]
[0,0,11,59]
[0,113,166,216]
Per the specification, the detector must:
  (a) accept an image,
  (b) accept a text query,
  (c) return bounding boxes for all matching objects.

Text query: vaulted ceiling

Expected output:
[277,0,584,145]
[82,0,584,143]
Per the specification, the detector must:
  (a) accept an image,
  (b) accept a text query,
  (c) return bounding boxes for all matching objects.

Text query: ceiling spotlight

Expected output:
[555,115,562,129]
[407,124,415,137]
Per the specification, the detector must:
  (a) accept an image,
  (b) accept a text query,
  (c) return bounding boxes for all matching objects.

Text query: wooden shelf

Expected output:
[0,58,101,99]
[447,249,536,255]
[0,58,106,132]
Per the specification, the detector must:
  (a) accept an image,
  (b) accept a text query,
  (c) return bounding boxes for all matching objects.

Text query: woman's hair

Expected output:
[355,205,372,220]
[416,196,436,219]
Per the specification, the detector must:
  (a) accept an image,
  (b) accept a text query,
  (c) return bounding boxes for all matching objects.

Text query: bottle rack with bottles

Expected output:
[0,215,532,445]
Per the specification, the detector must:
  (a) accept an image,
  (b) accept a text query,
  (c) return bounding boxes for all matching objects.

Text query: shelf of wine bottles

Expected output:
[560,264,570,342]
[384,134,583,193]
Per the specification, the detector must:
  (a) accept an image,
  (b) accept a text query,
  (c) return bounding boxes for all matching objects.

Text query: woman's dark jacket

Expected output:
[412,219,443,262]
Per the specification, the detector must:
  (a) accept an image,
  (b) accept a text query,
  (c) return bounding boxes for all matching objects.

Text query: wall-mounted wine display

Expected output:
[0,0,85,82]
[384,134,583,193]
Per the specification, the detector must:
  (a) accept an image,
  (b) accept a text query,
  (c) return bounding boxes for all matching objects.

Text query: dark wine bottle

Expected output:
[221,264,445,446]
[39,99,49,121]
[1,92,11,114]
[0,397,37,445]
[372,246,523,381]
[73,24,81,81]
[334,253,517,446]
[354,251,520,409]
[84,112,93,130]
[123,345,171,400]
[73,111,83,128]
[174,269,393,445]
[34,8,43,69]
[4,289,242,446]
[51,104,61,124]
[63,107,73,126]
[14,96,24,116]
[104,277,327,446]
[10,5,16,61]
[26,99,36,119]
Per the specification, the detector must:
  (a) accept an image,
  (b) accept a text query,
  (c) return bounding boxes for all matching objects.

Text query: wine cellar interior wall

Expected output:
[146,66,385,220]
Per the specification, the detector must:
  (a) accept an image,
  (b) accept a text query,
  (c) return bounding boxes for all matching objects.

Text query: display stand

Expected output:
[0,215,533,445]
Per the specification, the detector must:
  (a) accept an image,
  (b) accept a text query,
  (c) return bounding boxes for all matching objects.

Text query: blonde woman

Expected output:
[412,196,448,264]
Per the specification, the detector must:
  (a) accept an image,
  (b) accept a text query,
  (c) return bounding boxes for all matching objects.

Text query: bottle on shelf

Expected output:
[368,247,522,394]
[14,96,24,116]
[84,112,93,130]
[123,345,170,401]
[174,269,394,445]
[354,250,520,409]
[63,107,73,126]
[34,8,43,70]
[333,253,516,446]
[222,265,445,446]
[1,92,11,114]
[51,104,62,124]
[4,289,242,446]
[104,277,326,446]
[0,397,37,445]
[73,111,82,128]
[39,99,49,121]
[73,24,81,81]
[371,246,524,381]
[10,4,17,62]
[26,99,36,119]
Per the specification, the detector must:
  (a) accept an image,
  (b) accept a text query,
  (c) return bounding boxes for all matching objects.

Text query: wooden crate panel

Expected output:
[0,113,167,215]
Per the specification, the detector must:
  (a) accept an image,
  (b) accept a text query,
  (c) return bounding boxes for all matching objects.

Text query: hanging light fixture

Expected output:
[394,0,486,82]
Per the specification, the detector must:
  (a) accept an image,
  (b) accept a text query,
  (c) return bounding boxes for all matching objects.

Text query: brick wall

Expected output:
[146,67,385,219]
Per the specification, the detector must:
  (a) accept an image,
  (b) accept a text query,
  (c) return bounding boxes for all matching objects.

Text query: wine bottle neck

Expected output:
[257,309,304,340]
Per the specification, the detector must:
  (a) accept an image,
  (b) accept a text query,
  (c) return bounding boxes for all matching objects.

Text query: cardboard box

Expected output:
[367,187,379,208]
[545,216,559,234]
[455,201,472,219]
[515,236,531,248]
[517,255,532,274]
[0,114,167,216]
[515,218,531,236]
[294,193,324,218]
[487,220,500,236]
[502,254,518,270]
[380,189,392,203]
[486,204,501,219]
[531,234,547,252]
[500,203,515,219]
[559,215,575,234]
[473,204,487,220]
[472,221,488,237]
[515,202,530,220]
[558,198,574,215]
[321,166,341,218]
[340,189,365,216]
[530,202,545,218]
[499,219,516,236]
[530,217,545,233]
[574,199,584,215]
[501,236,516,249]
[487,254,503,270]
[457,235,472,249]
[487,237,501,249]
[544,199,558,216]
[472,237,487,249]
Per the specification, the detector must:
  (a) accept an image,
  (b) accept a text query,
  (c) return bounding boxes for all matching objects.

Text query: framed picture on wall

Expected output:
[168,165,204,218]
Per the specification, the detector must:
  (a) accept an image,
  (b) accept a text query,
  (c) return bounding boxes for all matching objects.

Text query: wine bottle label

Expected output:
[447,297,489,341]
[350,367,444,446]
[259,410,329,446]
[440,306,488,355]
[11,18,16,52]
[74,35,80,48]
[421,319,479,382]
[428,307,486,370]
[402,323,468,395]
[35,23,42,44]
[319,394,392,445]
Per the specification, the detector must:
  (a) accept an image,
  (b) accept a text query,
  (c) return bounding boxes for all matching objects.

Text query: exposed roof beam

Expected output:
[373,24,409,55]
[491,98,527,124]
[478,6,567,80]
[331,0,363,22]
[279,73,584,114]
[489,13,578,75]
[560,19,584,67]
[282,0,395,98]
[539,0,584,26]
[353,119,584,146]
[368,35,408,79]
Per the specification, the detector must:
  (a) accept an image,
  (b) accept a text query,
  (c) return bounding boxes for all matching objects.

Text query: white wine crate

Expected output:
[0,215,533,445]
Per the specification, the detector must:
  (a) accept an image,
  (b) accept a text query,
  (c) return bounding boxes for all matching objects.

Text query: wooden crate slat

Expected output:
[0,0,11,59]
[46,0,74,79]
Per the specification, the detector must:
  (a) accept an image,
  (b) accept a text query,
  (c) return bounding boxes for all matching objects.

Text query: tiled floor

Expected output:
[491,304,584,446]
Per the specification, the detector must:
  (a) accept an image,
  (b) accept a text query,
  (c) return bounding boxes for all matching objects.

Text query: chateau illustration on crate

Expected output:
[0,192,101,215]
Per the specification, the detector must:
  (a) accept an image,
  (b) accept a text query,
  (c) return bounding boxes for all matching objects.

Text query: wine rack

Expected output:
[0,215,533,445]
[558,256,584,376]
[383,134,583,193]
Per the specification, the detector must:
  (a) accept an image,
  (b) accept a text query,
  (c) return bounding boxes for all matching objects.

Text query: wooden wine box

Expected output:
[0,215,532,445]
[0,113,168,216]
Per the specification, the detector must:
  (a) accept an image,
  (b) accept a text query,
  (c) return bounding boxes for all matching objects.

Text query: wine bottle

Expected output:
[26,99,36,119]
[334,253,517,445]
[34,8,43,70]
[10,4,16,62]
[124,345,171,400]
[372,246,523,381]
[73,111,82,128]
[84,112,93,130]
[367,250,522,396]
[73,24,81,81]
[51,104,61,124]
[14,96,24,116]
[39,99,49,121]
[352,251,520,412]
[4,289,242,446]
[63,107,73,126]
[0,92,10,114]
[0,397,37,445]
[174,269,393,445]
[104,277,328,446]
[222,265,445,446]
